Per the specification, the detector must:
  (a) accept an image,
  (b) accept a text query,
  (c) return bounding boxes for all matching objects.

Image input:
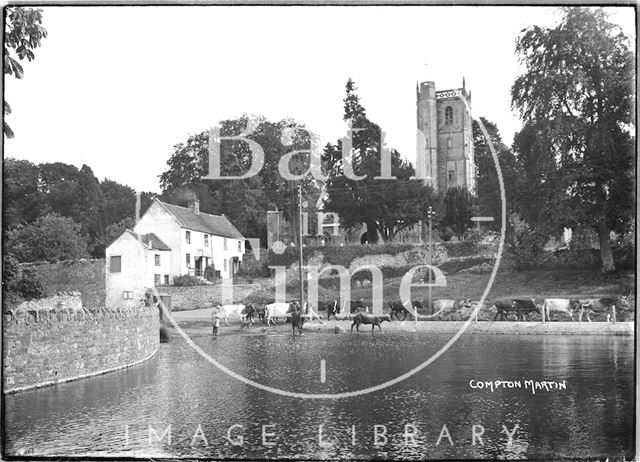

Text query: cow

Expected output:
[265,302,295,326]
[430,299,472,321]
[493,299,516,321]
[350,313,390,336]
[214,304,246,326]
[411,299,432,315]
[388,301,408,320]
[511,299,542,321]
[543,299,582,322]
[255,305,266,323]
[348,299,366,313]
[579,296,630,322]
[242,304,257,322]
[325,299,340,321]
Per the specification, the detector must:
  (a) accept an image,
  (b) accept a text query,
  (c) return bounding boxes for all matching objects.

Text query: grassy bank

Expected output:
[242,268,634,307]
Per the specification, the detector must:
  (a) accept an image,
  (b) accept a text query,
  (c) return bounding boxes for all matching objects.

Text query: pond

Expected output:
[3,330,634,460]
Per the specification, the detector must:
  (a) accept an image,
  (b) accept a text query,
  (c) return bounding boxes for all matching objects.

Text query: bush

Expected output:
[613,235,635,270]
[508,228,549,270]
[237,263,269,279]
[3,264,46,308]
[2,256,19,293]
[438,257,493,274]
[14,269,46,300]
[172,275,206,286]
[204,265,216,282]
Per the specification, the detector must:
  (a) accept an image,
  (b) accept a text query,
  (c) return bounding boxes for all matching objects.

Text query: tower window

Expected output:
[448,170,456,183]
[445,106,453,125]
[447,138,452,148]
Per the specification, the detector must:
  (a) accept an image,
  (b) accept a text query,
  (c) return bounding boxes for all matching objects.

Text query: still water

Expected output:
[4,330,635,460]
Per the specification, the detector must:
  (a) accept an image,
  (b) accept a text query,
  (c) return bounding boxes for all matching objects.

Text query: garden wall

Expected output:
[18,259,106,309]
[3,292,159,394]
[160,283,263,311]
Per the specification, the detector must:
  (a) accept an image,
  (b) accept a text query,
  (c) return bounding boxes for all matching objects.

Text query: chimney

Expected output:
[189,199,200,215]
[135,191,141,224]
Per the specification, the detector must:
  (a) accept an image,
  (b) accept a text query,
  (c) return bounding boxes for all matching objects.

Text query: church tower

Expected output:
[416,81,438,189]
[416,78,476,193]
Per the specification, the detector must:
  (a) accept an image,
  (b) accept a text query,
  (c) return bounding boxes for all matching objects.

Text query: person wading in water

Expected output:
[212,310,220,336]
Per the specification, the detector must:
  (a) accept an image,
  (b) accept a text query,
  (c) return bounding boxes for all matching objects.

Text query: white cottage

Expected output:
[133,198,245,280]
[105,230,171,309]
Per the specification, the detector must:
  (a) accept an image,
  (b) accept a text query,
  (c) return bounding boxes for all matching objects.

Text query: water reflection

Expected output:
[4,332,634,459]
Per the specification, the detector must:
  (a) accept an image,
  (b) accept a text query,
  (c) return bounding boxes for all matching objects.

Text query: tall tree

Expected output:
[322,78,438,243]
[2,158,41,229]
[101,179,136,226]
[73,165,106,248]
[472,118,518,230]
[159,116,319,246]
[440,186,475,240]
[511,7,634,271]
[4,7,47,138]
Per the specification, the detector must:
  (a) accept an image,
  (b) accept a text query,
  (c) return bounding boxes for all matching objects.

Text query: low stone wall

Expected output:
[3,293,159,393]
[161,283,263,311]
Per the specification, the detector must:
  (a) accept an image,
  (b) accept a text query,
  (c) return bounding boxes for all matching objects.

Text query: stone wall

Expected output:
[160,283,263,311]
[3,293,159,394]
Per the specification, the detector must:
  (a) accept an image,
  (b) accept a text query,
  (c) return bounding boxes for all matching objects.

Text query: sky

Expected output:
[4,5,636,192]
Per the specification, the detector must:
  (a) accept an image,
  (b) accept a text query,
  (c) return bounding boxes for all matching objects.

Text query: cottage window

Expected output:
[205,234,209,247]
[238,241,242,252]
[164,275,169,285]
[224,237,228,250]
[123,291,134,299]
[186,253,191,268]
[154,274,161,286]
[110,256,121,272]
[155,254,161,266]
[445,106,453,125]
[186,231,191,244]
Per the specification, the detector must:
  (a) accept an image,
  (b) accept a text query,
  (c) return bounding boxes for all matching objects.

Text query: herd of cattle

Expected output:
[212,292,632,327]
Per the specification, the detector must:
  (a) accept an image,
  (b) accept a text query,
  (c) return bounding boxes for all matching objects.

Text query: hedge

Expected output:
[438,257,494,274]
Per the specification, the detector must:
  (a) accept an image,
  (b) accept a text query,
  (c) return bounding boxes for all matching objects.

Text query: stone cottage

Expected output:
[105,198,245,309]
[105,230,171,308]
[132,198,245,280]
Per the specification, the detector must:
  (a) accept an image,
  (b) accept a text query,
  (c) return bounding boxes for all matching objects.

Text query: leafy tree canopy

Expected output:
[511,7,634,271]
[5,213,90,263]
[322,78,438,243]
[4,7,47,138]
[472,118,518,231]
[159,116,320,246]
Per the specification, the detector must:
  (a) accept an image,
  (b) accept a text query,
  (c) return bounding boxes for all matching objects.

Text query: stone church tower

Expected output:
[416,78,476,193]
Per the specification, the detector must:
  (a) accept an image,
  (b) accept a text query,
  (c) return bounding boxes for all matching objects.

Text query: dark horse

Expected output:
[388,301,409,321]
[351,313,390,336]
[291,307,304,337]
[326,299,340,320]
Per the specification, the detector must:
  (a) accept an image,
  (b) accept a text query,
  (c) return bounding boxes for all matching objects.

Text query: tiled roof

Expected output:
[126,231,172,251]
[157,200,245,240]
